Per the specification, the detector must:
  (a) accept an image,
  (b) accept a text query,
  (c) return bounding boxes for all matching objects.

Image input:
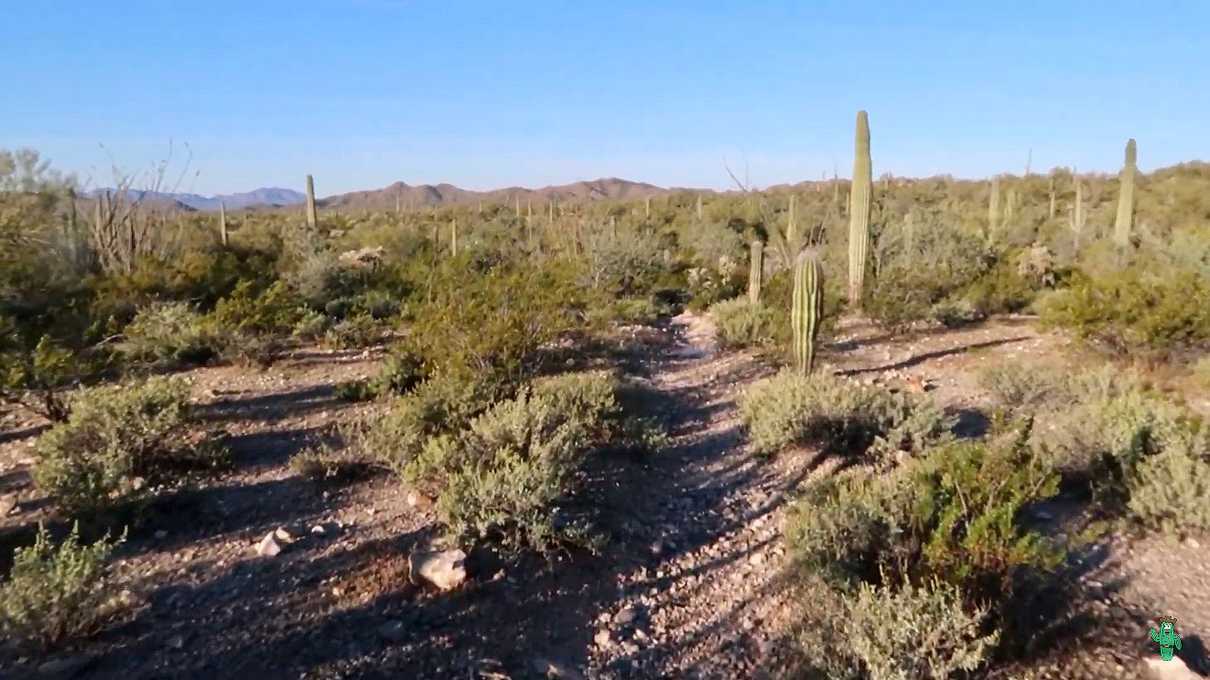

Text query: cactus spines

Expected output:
[1114,138,1137,247]
[791,249,825,375]
[219,201,228,247]
[304,175,318,229]
[748,240,764,305]
[848,110,872,308]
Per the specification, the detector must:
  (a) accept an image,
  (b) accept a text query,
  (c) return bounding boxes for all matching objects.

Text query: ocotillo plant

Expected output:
[1114,138,1137,247]
[848,110,871,307]
[219,201,228,247]
[748,240,763,305]
[305,175,318,229]
[791,249,825,375]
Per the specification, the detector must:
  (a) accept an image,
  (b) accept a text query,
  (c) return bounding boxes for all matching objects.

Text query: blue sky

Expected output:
[4,1,1208,195]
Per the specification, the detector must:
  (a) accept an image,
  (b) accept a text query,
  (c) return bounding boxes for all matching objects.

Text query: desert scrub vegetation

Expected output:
[708,297,778,349]
[785,421,1064,674]
[31,376,223,516]
[738,370,952,459]
[0,523,125,650]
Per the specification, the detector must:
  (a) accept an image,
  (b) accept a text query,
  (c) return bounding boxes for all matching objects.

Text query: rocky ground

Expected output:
[1,314,1207,679]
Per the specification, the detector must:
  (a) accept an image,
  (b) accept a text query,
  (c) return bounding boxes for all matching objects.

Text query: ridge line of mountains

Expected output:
[90,177,683,213]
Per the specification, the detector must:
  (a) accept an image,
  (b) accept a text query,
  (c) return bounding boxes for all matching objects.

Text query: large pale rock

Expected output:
[255,532,282,557]
[407,549,467,591]
[1145,656,1200,680]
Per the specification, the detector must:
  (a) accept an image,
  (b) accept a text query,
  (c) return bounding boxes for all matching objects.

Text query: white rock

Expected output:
[255,532,282,557]
[531,657,584,680]
[407,549,467,591]
[274,527,295,543]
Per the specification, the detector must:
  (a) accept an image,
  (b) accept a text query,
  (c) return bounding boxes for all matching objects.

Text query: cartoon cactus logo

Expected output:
[1149,616,1182,661]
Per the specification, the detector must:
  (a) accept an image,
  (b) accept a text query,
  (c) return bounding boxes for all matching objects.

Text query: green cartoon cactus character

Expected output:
[1149,617,1182,661]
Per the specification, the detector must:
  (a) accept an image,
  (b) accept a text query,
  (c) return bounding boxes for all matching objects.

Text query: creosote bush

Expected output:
[709,297,777,349]
[115,301,216,366]
[428,371,619,554]
[32,376,220,515]
[739,370,952,459]
[0,523,125,650]
[844,577,999,680]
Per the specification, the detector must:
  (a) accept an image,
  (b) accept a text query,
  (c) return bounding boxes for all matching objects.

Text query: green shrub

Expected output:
[366,370,506,483]
[432,371,618,553]
[399,261,584,388]
[290,440,366,480]
[1039,267,1210,355]
[0,523,125,649]
[115,301,216,365]
[977,363,1059,413]
[785,475,907,587]
[31,377,219,514]
[322,312,383,349]
[709,297,778,349]
[738,370,952,459]
[291,309,329,341]
[907,427,1064,595]
[211,279,305,338]
[843,577,999,680]
[1126,447,1210,535]
[0,335,84,421]
[929,297,986,328]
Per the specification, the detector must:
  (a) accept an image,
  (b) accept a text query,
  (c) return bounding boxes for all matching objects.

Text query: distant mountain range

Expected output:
[88,187,306,212]
[90,177,676,212]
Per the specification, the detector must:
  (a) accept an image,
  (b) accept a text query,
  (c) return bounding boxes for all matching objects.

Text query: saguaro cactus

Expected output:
[645,196,651,219]
[748,240,763,305]
[848,110,871,307]
[1114,138,1137,247]
[696,194,703,221]
[1048,175,1057,220]
[1070,170,1086,250]
[219,201,228,247]
[787,194,798,248]
[450,218,458,257]
[305,175,318,229]
[792,249,825,374]
[988,175,1002,238]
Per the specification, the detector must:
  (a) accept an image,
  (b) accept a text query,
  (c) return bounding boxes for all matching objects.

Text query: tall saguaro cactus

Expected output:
[748,240,763,305]
[450,218,458,257]
[696,194,703,221]
[792,249,825,375]
[787,194,798,247]
[988,175,1002,238]
[1070,170,1086,250]
[848,110,872,307]
[1114,138,1137,247]
[305,175,318,229]
[1048,175,1057,220]
[218,201,228,247]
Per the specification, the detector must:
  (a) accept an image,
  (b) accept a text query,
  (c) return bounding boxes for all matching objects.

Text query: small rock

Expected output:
[378,620,407,642]
[255,532,282,557]
[594,629,613,649]
[408,549,467,591]
[531,657,584,680]
[0,496,16,516]
[1185,537,1201,549]
[166,634,185,650]
[154,530,168,540]
[274,527,295,543]
[748,552,765,567]
[310,524,326,535]
[613,606,638,626]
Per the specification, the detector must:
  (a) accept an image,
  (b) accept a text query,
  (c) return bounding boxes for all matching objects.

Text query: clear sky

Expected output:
[4,1,1208,196]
